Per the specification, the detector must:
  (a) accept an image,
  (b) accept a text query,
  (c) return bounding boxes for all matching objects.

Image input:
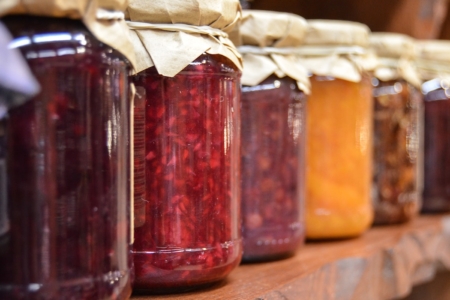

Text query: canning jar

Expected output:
[416,41,450,212]
[0,21,40,277]
[0,12,134,300]
[127,0,243,293]
[369,33,423,224]
[235,10,309,261]
[298,20,374,239]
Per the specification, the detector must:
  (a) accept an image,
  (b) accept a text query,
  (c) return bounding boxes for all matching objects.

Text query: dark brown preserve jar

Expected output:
[369,33,422,225]
[0,15,133,300]
[417,40,450,212]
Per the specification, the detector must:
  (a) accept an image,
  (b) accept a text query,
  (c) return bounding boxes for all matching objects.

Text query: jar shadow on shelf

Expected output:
[131,278,229,296]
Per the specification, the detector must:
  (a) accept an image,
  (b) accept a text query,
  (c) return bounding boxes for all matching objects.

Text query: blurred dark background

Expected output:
[242,0,450,39]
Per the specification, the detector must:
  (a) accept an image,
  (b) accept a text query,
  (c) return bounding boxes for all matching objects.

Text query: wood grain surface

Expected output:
[132,215,450,300]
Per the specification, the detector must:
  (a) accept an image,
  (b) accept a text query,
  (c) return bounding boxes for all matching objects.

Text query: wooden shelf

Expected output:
[132,215,450,300]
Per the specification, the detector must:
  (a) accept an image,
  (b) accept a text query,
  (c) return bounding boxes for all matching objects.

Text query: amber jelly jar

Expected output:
[0,16,133,300]
[306,75,374,238]
[132,54,242,293]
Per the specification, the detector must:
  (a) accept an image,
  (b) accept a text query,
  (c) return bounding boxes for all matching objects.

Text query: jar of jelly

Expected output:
[298,20,374,239]
[0,21,39,265]
[0,4,134,299]
[235,10,309,261]
[369,33,423,225]
[417,41,450,212]
[127,0,243,293]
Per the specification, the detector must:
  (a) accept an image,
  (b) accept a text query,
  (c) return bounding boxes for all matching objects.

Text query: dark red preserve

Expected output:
[241,76,306,261]
[422,80,450,212]
[132,54,242,292]
[0,16,132,300]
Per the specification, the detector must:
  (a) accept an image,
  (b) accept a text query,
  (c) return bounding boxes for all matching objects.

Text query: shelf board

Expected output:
[132,214,450,300]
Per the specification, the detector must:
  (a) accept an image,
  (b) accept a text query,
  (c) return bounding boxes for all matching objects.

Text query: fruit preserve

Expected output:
[369,33,423,224]
[0,16,132,300]
[132,54,242,292]
[417,40,450,212]
[300,20,374,239]
[241,75,306,261]
[306,75,373,238]
[372,79,422,224]
[422,81,450,212]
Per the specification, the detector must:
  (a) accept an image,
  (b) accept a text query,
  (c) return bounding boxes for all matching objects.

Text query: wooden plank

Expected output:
[132,215,450,300]
[403,271,450,300]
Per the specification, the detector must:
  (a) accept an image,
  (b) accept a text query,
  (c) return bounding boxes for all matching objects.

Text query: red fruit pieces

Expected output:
[241,76,306,261]
[132,54,242,291]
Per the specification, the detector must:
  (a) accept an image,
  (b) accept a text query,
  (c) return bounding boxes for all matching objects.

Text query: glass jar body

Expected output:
[240,76,306,261]
[372,79,422,224]
[422,80,450,212]
[0,16,132,300]
[132,54,242,293]
[306,75,374,239]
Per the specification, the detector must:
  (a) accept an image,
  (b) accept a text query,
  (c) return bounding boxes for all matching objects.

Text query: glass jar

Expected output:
[132,54,242,293]
[241,76,306,261]
[301,20,374,239]
[306,75,373,238]
[372,79,422,224]
[417,40,450,212]
[422,79,450,212]
[0,16,132,299]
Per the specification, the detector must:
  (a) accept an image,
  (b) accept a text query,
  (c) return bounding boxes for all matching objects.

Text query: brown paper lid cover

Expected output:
[0,0,136,68]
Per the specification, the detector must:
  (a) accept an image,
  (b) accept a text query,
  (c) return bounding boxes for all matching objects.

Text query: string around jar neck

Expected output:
[126,21,229,39]
[238,45,367,56]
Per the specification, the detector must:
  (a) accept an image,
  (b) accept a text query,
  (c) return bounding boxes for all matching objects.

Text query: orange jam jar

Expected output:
[298,20,374,239]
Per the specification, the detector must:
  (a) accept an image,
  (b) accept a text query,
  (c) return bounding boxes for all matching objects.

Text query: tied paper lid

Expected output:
[126,0,243,77]
[304,20,369,47]
[297,19,374,83]
[233,10,310,94]
[416,40,450,81]
[0,0,137,69]
[370,33,421,88]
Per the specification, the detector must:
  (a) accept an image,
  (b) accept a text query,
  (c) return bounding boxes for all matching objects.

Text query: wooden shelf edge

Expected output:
[133,215,450,300]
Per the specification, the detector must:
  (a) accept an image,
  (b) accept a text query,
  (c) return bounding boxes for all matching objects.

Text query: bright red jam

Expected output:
[0,16,132,300]
[132,54,242,293]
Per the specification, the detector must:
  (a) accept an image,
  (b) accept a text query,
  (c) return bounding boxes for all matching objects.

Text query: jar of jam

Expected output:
[298,20,374,239]
[235,10,309,261]
[369,33,423,225]
[417,41,450,212]
[0,3,135,299]
[0,21,39,269]
[127,0,243,293]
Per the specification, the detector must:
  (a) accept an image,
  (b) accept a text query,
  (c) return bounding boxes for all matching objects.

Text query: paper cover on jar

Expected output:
[297,20,375,83]
[416,40,450,83]
[126,0,243,76]
[370,33,422,89]
[0,0,137,69]
[233,10,310,94]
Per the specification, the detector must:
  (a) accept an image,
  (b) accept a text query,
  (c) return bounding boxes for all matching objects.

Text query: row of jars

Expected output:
[1,0,450,298]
